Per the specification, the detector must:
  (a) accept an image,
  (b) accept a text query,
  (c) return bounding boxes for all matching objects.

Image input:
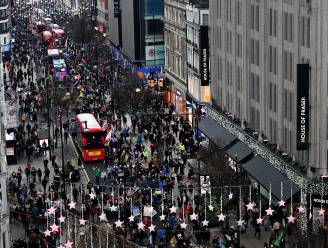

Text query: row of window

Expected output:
[164,5,184,26]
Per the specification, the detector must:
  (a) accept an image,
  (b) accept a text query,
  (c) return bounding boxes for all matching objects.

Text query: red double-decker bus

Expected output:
[75,113,106,161]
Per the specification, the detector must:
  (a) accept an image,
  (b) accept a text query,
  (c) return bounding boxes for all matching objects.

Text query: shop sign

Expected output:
[312,194,328,208]
[145,45,164,62]
[6,147,15,156]
[114,0,120,18]
[200,26,209,86]
[296,64,310,150]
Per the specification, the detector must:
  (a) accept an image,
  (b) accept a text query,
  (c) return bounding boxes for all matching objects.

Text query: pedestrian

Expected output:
[37,168,42,182]
[41,177,47,193]
[64,131,68,144]
[255,221,261,239]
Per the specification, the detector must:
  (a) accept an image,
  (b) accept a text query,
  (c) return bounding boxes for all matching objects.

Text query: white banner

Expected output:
[145,45,164,62]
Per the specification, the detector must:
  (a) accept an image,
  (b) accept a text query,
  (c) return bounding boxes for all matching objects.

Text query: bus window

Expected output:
[82,132,105,149]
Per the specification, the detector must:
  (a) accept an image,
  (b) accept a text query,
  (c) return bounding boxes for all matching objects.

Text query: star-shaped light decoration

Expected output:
[128,215,135,222]
[89,192,96,199]
[237,219,245,226]
[99,212,107,222]
[256,217,263,224]
[202,219,209,227]
[218,213,226,222]
[159,214,166,221]
[228,192,233,200]
[190,212,198,221]
[208,205,214,211]
[50,223,59,233]
[309,212,312,220]
[65,240,73,248]
[246,202,255,211]
[47,206,57,215]
[318,208,325,216]
[57,244,65,248]
[54,200,61,208]
[265,207,274,216]
[79,219,87,226]
[287,214,296,223]
[298,205,305,213]
[58,215,66,223]
[148,224,156,232]
[169,205,177,214]
[43,229,51,237]
[115,219,124,228]
[180,222,187,229]
[110,205,118,212]
[278,199,285,207]
[137,221,145,230]
[68,201,76,209]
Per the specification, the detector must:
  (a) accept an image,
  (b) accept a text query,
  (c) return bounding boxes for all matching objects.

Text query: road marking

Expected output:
[68,134,90,183]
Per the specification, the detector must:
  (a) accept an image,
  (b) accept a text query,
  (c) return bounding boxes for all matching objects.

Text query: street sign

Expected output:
[114,0,120,18]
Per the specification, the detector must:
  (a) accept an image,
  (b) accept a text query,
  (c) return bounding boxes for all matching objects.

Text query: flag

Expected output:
[81,58,87,65]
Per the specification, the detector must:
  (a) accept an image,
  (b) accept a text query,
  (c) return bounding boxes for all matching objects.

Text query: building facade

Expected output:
[0,0,11,49]
[97,0,109,33]
[186,0,210,104]
[0,58,10,248]
[164,0,187,114]
[209,0,328,175]
[108,0,164,67]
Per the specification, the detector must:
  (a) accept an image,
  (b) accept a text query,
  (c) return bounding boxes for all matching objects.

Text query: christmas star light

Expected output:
[68,201,76,209]
[99,212,107,222]
[137,221,145,230]
[169,205,177,214]
[298,205,305,213]
[228,192,233,200]
[115,219,124,228]
[89,192,96,199]
[64,240,73,248]
[159,214,166,221]
[43,229,51,237]
[265,207,274,216]
[190,212,198,221]
[202,219,209,227]
[180,222,187,229]
[58,215,66,223]
[256,217,263,224]
[278,199,285,207]
[50,223,59,233]
[148,224,156,232]
[79,219,87,226]
[287,214,296,223]
[208,205,214,211]
[47,206,56,215]
[128,215,135,222]
[237,219,245,226]
[218,213,226,222]
[246,202,254,211]
[318,208,325,216]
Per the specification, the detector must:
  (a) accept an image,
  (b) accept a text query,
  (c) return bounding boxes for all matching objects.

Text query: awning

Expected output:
[226,141,253,162]
[198,117,236,148]
[243,156,300,200]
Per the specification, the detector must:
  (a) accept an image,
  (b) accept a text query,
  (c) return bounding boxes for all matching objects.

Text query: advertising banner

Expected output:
[114,0,120,18]
[200,26,209,86]
[296,64,310,150]
[145,45,164,62]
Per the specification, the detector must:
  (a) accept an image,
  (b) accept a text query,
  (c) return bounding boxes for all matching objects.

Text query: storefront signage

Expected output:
[114,0,120,18]
[145,45,165,62]
[312,194,328,208]
[296,64,310,150]
[200,26,209,86]
[6,147,15,156]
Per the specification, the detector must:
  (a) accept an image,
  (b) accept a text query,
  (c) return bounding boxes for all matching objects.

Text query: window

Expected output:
[0,22,7,32]
[250,73,260,102]
[283,12,293,42]
[300,16,310,48]
[251,39,260,66]
[269,9,277,37]
[217,0,221,19]
[237,97,241,116]
[236,1,242,25]
[226,30,232,54]
[270,118,277,143]
[283,89,288,119]
[283,50,293,81]
[269,46,277,74]
[251,4,260,31]
[225,0,232,22]
[218,57,223,80]
[289,92,293,122]
[236,66,242,91]
[236,33,242,58]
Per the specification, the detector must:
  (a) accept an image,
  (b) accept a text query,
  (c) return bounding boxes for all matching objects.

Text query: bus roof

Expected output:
[52,29,64,34]
[76,113,102,132]
[47,49,59,57]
